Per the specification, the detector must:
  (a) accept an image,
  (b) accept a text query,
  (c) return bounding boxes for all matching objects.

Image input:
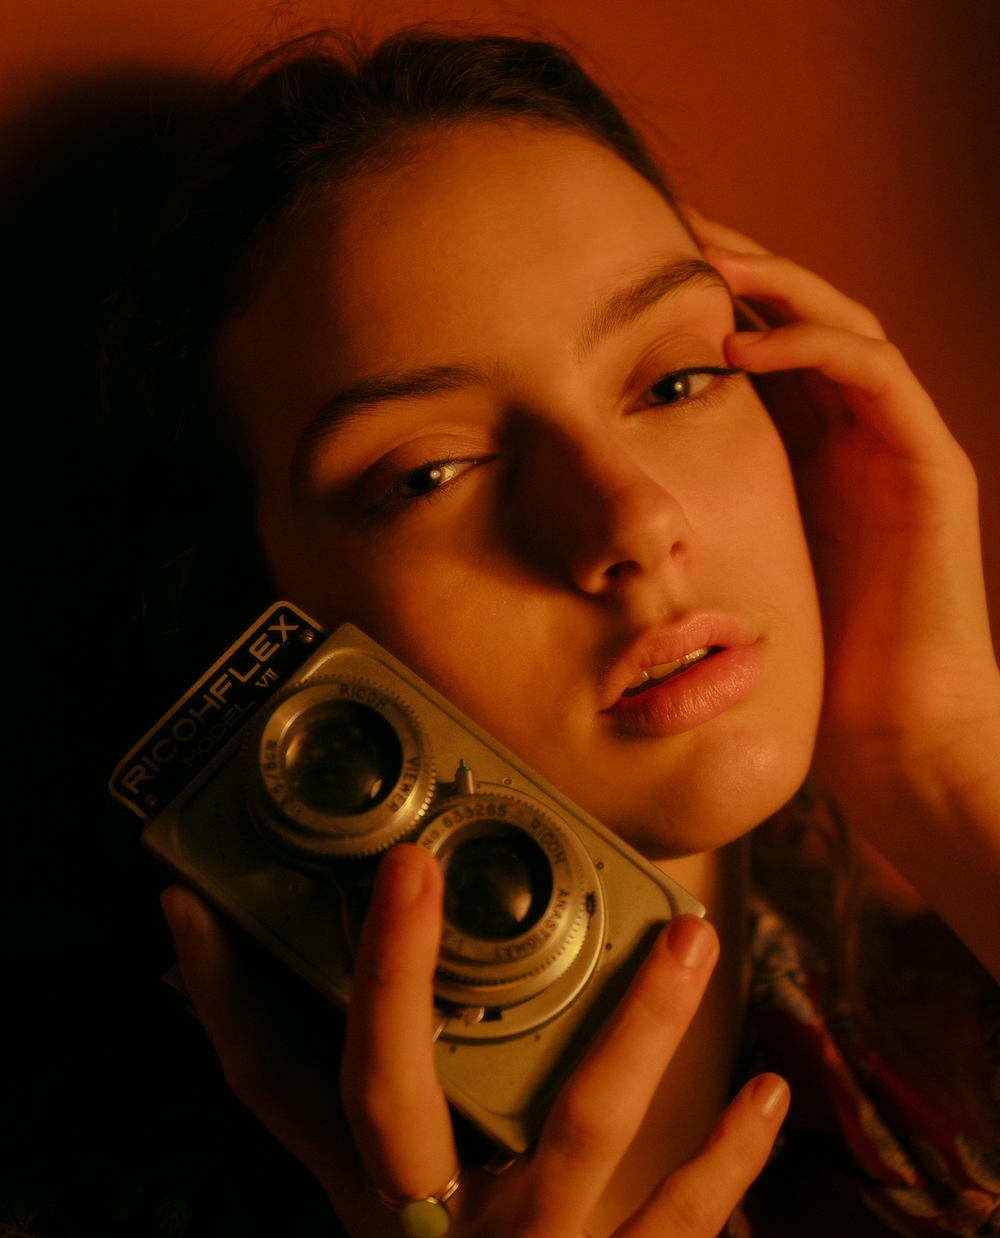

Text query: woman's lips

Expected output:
[601,642,763,736]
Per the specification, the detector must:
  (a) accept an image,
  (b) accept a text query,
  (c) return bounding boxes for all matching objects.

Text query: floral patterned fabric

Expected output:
[738,897,1000,1237]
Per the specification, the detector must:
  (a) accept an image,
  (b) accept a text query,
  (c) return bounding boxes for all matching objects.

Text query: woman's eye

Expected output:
[637,366,741,409]
[395,458,476,500]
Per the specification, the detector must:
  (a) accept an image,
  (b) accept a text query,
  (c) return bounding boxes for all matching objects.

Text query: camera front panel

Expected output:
[132,618,704,1153]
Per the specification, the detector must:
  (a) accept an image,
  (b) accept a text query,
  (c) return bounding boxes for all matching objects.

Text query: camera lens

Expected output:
[443,828,553,941]
[251,676,434,860]
[418,791,601,1013]
[283,702,402,815]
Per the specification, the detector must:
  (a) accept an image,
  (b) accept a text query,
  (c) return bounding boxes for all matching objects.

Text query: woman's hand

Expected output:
[687,210,1000,978]
[162,846,789,1237]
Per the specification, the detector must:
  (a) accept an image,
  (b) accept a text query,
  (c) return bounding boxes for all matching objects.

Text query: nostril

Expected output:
[601,559,638,581]
[540,453,690,594]
[588,558,641,592]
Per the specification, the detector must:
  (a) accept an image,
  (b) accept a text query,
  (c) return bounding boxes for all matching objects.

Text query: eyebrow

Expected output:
[290,257,727,484]
[575,257,728,359]
[290,362,491,483]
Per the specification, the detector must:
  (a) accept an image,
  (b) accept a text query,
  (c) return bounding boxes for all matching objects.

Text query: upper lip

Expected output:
[597,614,758,711]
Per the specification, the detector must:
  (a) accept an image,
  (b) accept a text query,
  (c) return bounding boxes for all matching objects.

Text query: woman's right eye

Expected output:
[389,458,478,503]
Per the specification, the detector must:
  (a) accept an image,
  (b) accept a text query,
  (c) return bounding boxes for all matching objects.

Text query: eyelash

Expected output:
[638,365,743,409]
[368,456,482,517]
[370,366,743,515]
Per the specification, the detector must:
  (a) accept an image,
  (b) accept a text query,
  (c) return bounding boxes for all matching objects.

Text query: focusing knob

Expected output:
[415,791,598,1008]
[244,675,435,861]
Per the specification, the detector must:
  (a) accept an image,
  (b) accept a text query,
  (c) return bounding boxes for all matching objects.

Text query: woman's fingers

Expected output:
[711,249,886,339]
[339,844,457,1202]
[680,206,772,256]
[160,887,362,1199]
[522,915,720,1230]
[163,876,774,1238]
[725,322,957,459]
[681,207,886,339]
[614,1074,789,1238]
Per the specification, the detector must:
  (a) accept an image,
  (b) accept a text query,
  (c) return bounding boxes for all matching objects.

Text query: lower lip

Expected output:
[601,644,763,736]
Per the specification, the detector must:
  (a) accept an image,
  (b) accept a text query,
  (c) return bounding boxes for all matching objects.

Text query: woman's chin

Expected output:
[594,738,816,862]
[615,809,764,863]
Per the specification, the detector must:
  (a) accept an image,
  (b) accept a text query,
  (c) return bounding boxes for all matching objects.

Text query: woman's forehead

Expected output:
[235,127,695,337]
[214,124,703,456]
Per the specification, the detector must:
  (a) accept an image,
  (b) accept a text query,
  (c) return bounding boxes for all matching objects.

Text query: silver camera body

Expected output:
[112,603,703,1153]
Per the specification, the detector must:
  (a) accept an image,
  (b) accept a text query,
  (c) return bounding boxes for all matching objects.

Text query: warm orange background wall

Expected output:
[3,0,998,635]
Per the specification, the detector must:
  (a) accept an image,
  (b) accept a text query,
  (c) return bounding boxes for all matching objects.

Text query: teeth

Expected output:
[648,657,685,679]
[650,647,709,678]
[626,647,710,692]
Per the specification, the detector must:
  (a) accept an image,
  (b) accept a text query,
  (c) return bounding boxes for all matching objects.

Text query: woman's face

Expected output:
[214,124,824,859]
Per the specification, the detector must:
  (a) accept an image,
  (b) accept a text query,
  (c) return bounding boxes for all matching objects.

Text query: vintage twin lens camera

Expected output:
[112,603,704,1153]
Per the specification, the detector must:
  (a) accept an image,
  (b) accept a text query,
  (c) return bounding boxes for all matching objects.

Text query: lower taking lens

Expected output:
[443,828,553,941]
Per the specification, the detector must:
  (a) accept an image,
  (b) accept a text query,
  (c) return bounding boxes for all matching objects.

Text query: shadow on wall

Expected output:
[3,66,224,714]
[1,72,347,1238]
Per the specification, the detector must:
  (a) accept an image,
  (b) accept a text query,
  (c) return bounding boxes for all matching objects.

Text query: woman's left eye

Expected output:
[637,366,741,409]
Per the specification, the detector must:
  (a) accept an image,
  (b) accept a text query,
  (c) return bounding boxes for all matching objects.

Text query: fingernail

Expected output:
[728,330,766,345]
[751,1074,789,1118]
[666,915,714,968]
[703,245,740,258]
[380,848,427,909]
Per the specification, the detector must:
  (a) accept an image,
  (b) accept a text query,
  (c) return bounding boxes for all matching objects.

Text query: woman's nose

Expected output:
[507,420,690,596]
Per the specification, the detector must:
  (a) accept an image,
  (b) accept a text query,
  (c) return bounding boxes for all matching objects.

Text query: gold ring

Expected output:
[369,1169,461,1237]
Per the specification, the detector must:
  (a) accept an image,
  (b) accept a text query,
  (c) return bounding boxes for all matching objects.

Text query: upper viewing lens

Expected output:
[443,829,553,941]
[283,702,402,816]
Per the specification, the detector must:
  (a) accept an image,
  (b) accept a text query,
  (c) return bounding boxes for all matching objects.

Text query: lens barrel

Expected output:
[417,793,597,1009]
[247,677,435,861]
